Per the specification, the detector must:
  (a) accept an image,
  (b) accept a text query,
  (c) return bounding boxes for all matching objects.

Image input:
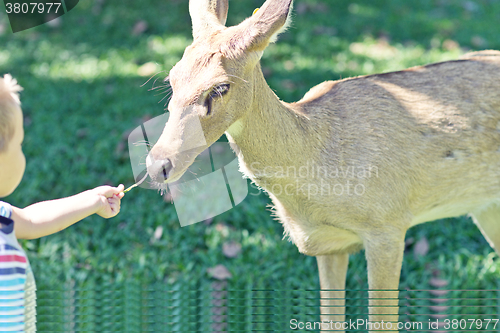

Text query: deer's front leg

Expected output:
[316,253,349,332]
[363,231,406,332]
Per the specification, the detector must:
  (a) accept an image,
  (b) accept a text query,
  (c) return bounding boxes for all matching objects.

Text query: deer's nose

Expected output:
[147,156,173,183]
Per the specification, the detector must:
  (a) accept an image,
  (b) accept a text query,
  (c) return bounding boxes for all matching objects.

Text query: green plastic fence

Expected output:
[36,282,500,332]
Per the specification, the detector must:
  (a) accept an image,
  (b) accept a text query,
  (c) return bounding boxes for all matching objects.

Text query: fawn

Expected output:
[146,0,500,331]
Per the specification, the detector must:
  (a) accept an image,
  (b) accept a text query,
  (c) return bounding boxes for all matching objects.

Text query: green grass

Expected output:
[1,0,500,331]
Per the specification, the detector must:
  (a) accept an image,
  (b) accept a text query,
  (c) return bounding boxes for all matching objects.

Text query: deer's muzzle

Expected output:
[146,155,173,183]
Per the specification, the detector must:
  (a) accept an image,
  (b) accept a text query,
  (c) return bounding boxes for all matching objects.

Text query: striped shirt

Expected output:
[0,201,36,332]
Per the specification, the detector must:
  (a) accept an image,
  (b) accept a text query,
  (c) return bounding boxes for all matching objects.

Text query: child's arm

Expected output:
[11,185,124,240]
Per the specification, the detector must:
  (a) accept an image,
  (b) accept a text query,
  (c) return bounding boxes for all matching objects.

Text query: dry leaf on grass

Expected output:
[154,226,163,240]
[413,236,429,258]
[207,265,232,280]
[429,289,449,296]
[132,20,148,35]
[222,241,241,258]
[430,298,448,304]
[429,305,449,312]
[429,278,449,288]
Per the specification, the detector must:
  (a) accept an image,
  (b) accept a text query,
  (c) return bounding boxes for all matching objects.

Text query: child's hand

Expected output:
[92,184,125,218]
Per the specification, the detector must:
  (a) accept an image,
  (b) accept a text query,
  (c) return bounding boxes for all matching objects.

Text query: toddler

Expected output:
[0,74,124,331]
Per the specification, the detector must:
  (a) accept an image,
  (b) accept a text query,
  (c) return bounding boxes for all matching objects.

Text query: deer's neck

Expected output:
[226,65,321,183]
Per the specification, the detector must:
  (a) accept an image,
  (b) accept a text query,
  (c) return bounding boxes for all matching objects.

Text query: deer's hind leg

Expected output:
[363,229,407,332]
[470,202,500,255]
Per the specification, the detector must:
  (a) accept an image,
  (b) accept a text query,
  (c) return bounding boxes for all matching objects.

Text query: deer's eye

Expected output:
[205,84,230,115]
[209,84,230,100]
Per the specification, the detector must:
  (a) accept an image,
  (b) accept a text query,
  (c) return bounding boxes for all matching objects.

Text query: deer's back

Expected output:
[292,50,500,229]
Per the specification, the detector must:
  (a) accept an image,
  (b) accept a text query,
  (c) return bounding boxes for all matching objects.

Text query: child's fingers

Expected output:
[107,197,121,215]
[109,184,124,196]
[97,184,124,198]
[97,193,122,218]
[108,195,121,207]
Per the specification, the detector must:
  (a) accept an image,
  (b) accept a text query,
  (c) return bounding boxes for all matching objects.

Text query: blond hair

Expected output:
[0,74,23,152]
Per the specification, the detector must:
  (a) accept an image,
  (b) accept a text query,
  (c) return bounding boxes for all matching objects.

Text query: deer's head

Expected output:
[146,0,293,185]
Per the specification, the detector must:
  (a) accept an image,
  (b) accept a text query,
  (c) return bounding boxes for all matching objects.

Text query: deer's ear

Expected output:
[189,0,229,39]
[242,0,294,52]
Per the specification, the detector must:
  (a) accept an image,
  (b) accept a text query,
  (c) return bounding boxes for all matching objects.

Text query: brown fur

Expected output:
[147,1,500,331]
